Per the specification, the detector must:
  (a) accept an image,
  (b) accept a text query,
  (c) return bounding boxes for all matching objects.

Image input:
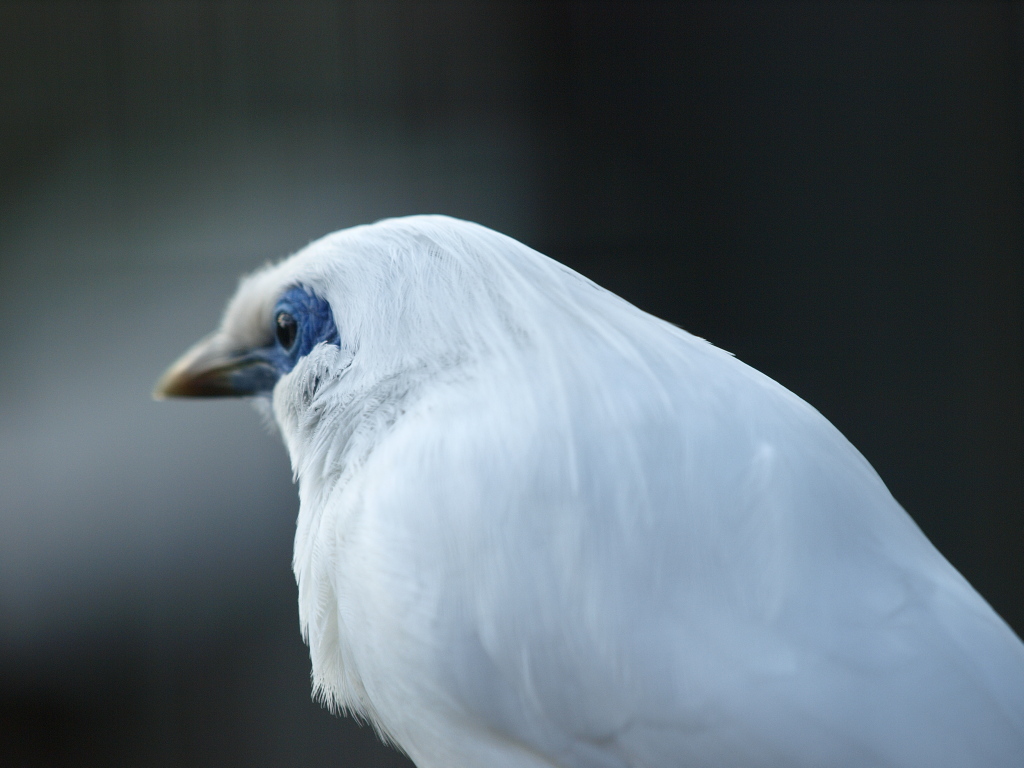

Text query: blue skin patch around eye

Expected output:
[178,285,341,398]
[217,286,340,396]
[264,286,341,375]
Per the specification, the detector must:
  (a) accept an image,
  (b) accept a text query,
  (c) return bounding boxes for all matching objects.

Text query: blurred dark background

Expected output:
[0,2,1020,766]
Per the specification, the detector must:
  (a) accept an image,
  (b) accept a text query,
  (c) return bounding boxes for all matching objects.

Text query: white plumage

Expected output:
[158,215,1024,767]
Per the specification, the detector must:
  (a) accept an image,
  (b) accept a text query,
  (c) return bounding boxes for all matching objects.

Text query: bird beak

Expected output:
[153,334,279,399]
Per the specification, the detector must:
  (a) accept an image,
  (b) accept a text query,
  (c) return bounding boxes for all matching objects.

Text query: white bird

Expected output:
[156,215,1024,767]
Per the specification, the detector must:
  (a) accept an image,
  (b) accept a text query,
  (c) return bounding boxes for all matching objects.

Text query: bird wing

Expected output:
[344,322,1024,768]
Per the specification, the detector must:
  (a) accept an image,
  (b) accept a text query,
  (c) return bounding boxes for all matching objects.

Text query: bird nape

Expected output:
[155,215,1024,768]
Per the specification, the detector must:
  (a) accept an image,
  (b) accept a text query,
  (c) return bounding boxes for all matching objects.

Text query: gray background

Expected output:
[1,3,1020,766]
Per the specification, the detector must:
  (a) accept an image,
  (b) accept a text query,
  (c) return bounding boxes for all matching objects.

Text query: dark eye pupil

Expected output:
[275,312,298,350]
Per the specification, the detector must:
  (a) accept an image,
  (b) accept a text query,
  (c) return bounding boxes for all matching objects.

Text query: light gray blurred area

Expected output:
[1,3,531,764]
[0,123,535,651]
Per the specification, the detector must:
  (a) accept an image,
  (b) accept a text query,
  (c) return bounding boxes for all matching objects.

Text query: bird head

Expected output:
[153,279,340,400]
[154,215,593,468]
[156,214,541,399]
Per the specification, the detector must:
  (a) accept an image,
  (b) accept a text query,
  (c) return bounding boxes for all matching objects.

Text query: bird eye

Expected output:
[275,311,298,350]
